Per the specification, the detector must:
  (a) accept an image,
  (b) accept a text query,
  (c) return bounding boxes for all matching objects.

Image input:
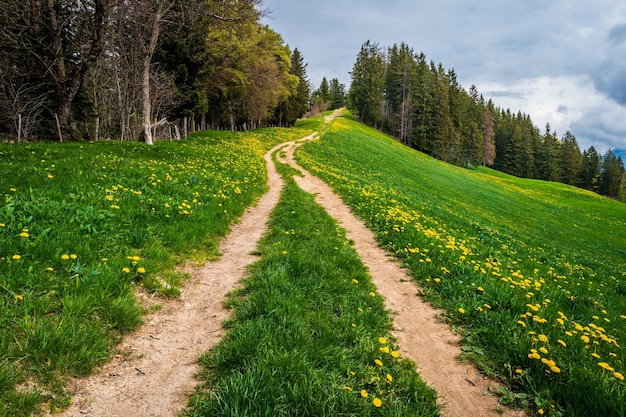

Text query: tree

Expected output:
[410,53,435,153]
[328,78,346,110]
[535,124,561,181]
[559,131,582,185]
[349,41,385,127]
[481,104,496,166]
[580,146,602,191]
[385,43,415,144]
[0,0,109,139]
[272,48,310,126]
[600,150,625,198]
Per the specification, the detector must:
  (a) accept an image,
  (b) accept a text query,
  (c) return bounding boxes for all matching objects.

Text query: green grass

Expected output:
[185,155,439,417]
[296,113,626,417]
[0,126,312,416]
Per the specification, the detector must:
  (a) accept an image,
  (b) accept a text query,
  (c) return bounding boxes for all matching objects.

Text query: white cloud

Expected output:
[477,75,626,152]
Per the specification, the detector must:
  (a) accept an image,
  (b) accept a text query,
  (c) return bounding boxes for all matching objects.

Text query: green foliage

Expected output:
[0,127,309,414]
[186,159,439,417]
[349,41,386,127]
[297,114,626,416]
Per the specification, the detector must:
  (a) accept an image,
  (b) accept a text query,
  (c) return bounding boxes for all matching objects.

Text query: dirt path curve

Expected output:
[277,109,525,417]
[52,139,291,417]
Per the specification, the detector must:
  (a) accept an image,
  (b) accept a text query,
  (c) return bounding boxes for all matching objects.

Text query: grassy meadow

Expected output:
[296,113,626,416]
[0,126,311,416]
[2,108,625,417]
[185,159,439,416]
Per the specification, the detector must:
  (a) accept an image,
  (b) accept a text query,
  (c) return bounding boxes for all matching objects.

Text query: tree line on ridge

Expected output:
[347,41,626,201]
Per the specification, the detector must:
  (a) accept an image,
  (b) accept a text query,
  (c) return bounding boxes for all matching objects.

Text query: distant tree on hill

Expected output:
[600,150,625,198]
[328,78,347,110]
[559,131,583,185]
[349,41,385,127]
[481,105,496,166]
[272,48,310,126]
[580,146,602,191]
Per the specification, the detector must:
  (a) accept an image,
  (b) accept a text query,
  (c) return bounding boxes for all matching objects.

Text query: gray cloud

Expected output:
[592,23,626,106]
[609,23,626,44]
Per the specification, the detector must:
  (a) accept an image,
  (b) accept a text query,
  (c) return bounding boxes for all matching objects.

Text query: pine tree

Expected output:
[481,103,496,166]
[410,53,435,152]
[329,78,346,110]
[580,146,602,191]
[600,150,625,197]
[349,41,385,127]
[559,131,583,185]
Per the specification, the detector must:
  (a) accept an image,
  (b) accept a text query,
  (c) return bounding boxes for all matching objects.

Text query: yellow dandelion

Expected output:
[372,398,382,407]
[122,267,131,273]
[45,267,54,272]
[515,368,523,374]
[538,408,544,415]
[458,307,465,314]
[581,335,590,343]
[517,320,526,327]
[20,232,29,238]
[599,362,615,372]
[378,337,387,344]
[342,386,353,391]
[380,346,390,354]
[550,366,561,373]
[12,254,21,260]
[386,374,393,382]
[369,292,376,297]
[433,278,441,283]
[538,334,549,343]
[539,347,548,354]
[61,254,70,260]
[557,340,566,347]
[15,294,23,300]
[484,304,492,309]
[352,279,359,284]
[591,353,601,359]
[70,254,77,259]
[614,372,624,381]
[374,359,383,366]
[477,286,484,292]
[391,351,400,358]
[136,267,146,274]
[360,390,368,398]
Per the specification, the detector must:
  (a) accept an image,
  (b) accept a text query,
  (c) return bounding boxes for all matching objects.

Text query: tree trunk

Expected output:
[141,2,167,145]
[142,53,153,144]
[17,113,22,144]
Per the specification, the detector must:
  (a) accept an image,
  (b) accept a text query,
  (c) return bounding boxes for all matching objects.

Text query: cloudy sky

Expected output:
[261,0,626,153]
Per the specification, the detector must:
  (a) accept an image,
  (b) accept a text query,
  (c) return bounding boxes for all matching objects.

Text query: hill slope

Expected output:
[297,113,626,417]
